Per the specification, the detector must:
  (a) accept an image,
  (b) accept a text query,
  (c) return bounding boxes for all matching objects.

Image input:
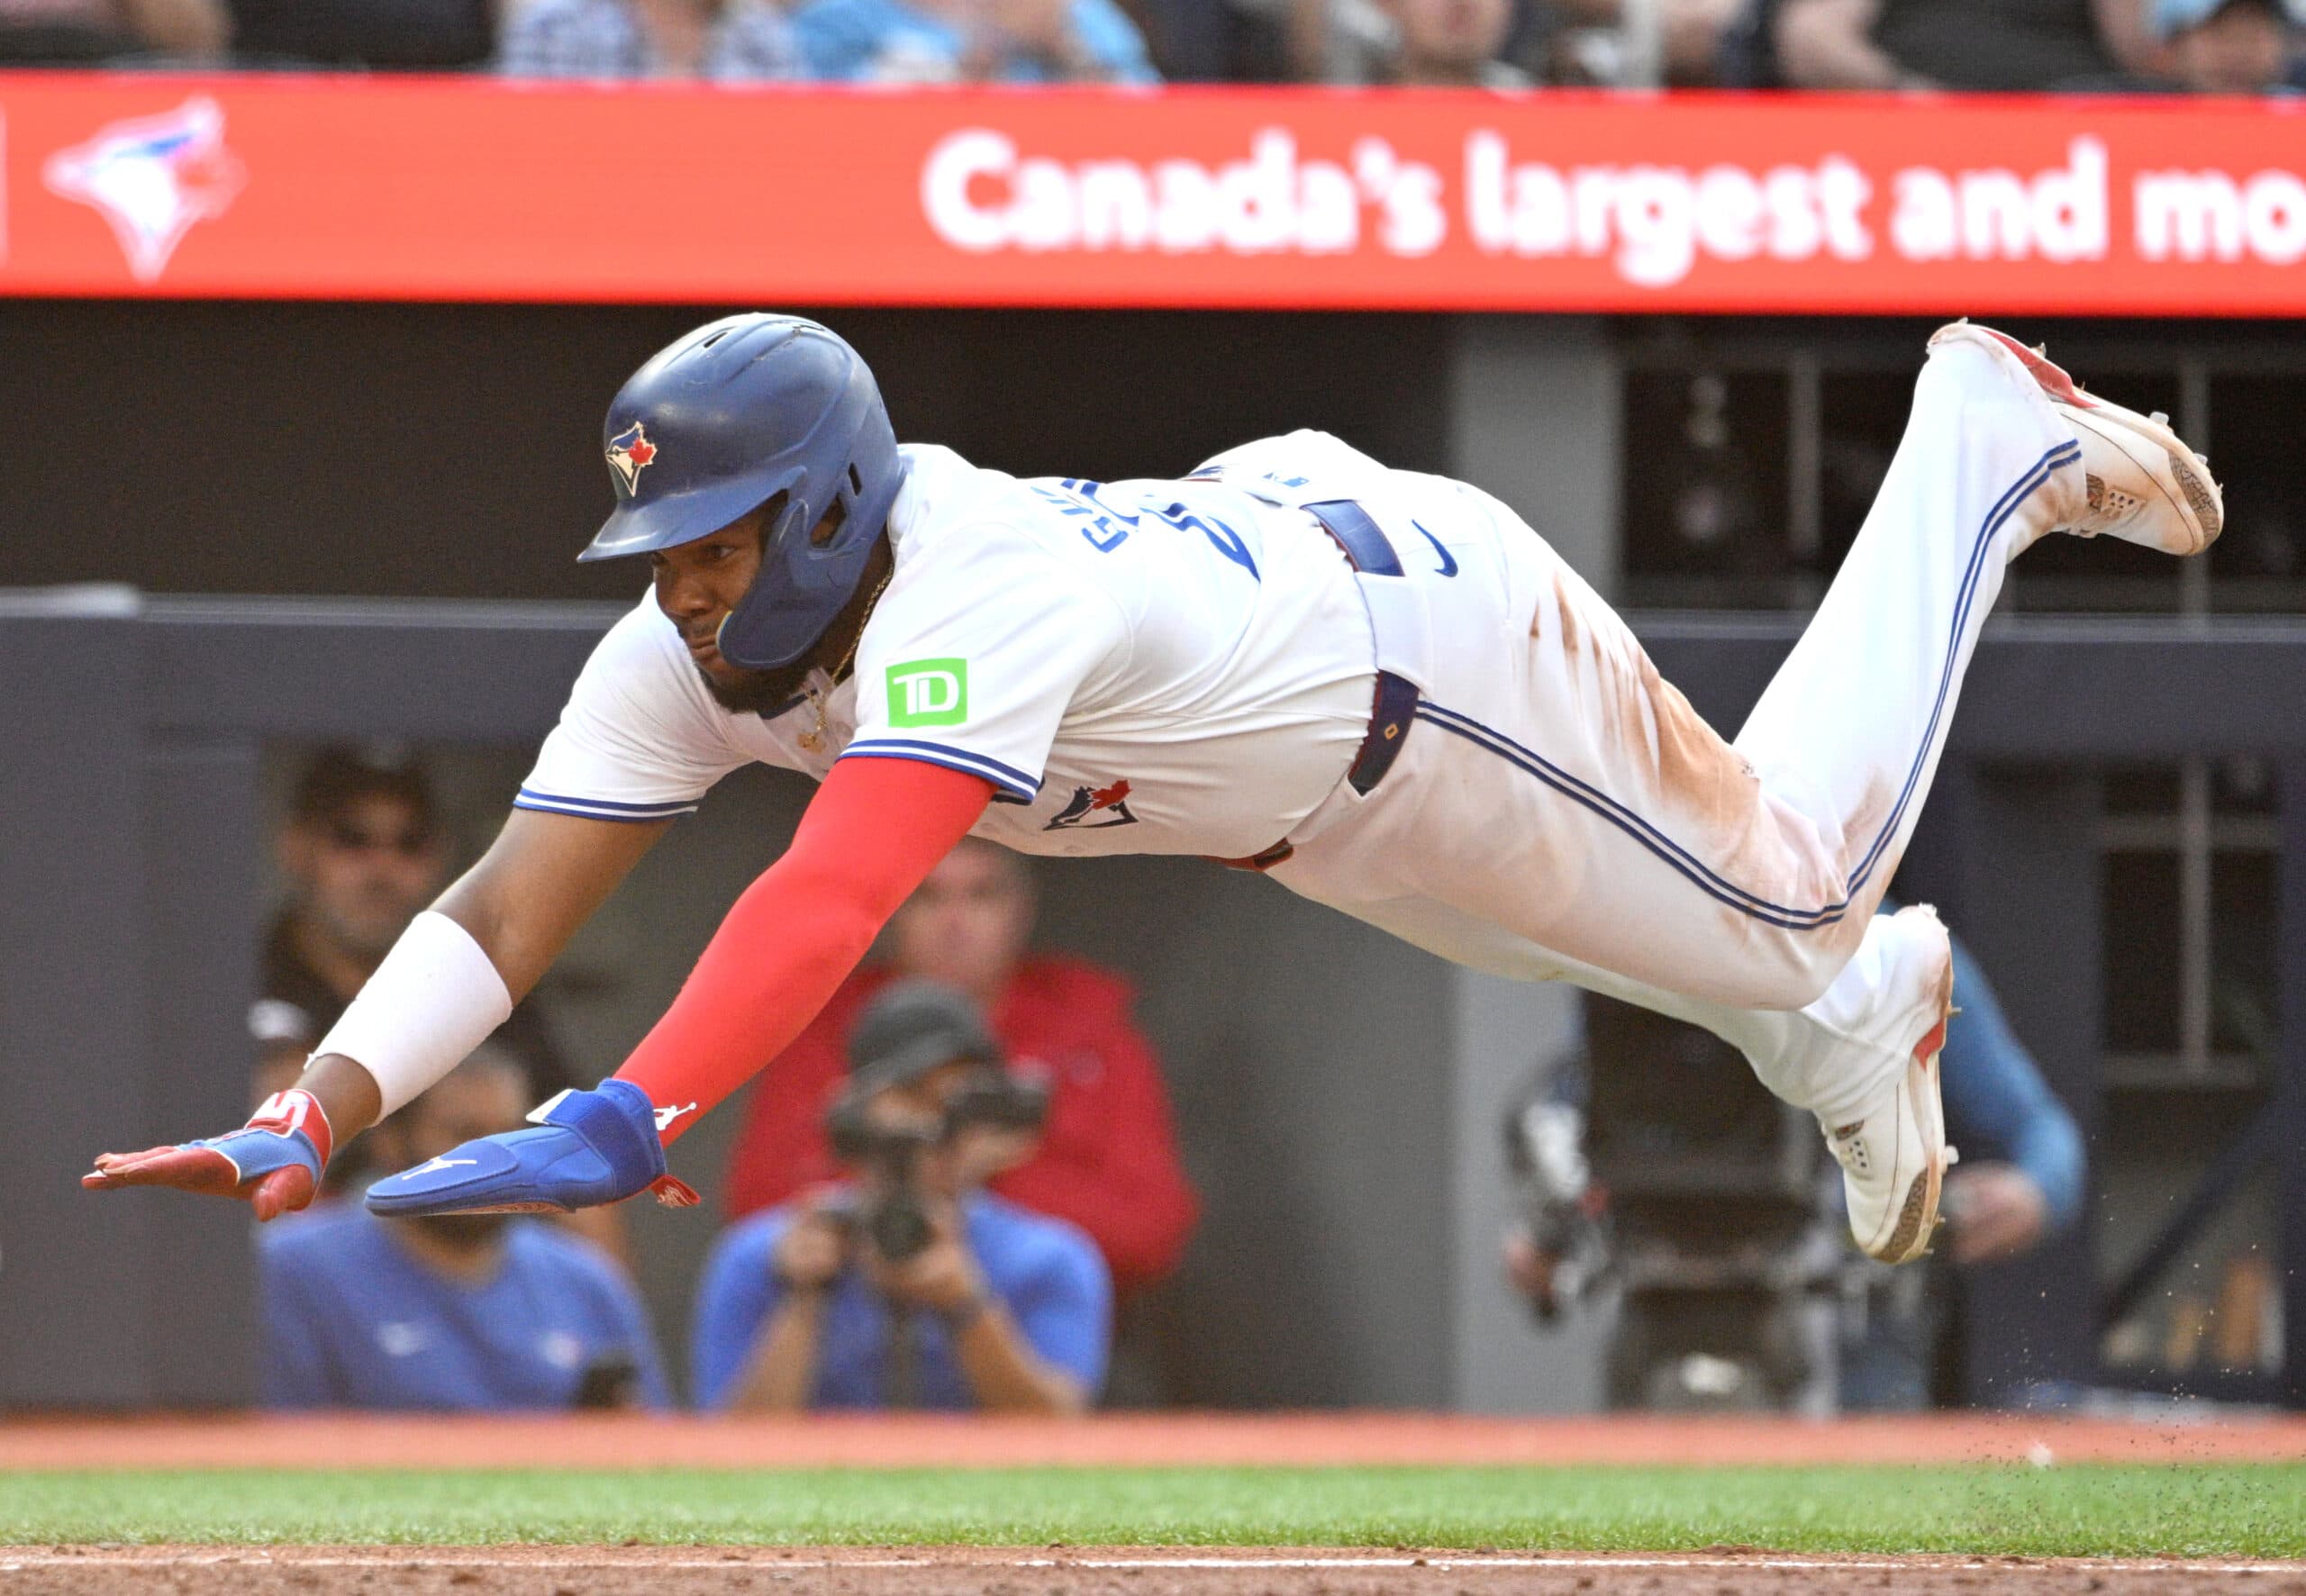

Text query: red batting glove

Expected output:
[83,1089,335,1223]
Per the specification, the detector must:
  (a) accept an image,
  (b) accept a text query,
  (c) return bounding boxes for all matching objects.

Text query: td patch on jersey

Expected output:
[605,422,658,495]
[887,658,969,727]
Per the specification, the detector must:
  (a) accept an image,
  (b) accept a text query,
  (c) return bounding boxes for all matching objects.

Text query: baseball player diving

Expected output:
[86,315,2221,1267]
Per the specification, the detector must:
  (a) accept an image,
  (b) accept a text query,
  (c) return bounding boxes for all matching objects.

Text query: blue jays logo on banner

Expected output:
[43,95,247,284]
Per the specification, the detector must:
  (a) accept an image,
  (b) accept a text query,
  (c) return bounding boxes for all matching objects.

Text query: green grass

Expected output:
[0,1465,2301,1557]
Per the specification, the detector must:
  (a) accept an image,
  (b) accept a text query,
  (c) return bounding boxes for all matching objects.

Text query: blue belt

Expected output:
[1303,499,1421,798]
[1304,496,1404,578]
[1216,499,1421,874]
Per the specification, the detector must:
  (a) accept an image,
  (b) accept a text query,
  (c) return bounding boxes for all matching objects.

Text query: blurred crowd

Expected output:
[250,747,1194,1414]
[249,743,2096,1418]
[5,0,2301,93]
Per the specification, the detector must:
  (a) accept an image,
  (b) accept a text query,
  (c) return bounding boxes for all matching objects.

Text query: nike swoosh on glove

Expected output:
[83,1089,333,1223]
[364,1079,699,1218]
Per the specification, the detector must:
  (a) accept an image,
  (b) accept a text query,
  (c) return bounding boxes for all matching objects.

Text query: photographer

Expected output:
[691,982,1110,1413]
[727,838,1198,1302]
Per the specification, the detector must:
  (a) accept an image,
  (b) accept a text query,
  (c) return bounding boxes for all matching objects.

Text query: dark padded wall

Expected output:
[0,303,1449,598]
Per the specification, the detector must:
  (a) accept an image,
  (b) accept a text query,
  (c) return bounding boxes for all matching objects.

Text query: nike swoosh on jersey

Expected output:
[1413,521,1458,578]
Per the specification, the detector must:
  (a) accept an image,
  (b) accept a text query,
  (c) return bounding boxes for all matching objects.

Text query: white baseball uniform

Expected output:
[520,336,2081,1127]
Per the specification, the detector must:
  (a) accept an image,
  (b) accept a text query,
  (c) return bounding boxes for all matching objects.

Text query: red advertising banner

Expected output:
[4,73,2305,313]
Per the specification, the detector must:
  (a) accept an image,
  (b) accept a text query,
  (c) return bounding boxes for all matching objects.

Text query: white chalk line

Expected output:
[1,1553,2301,1575]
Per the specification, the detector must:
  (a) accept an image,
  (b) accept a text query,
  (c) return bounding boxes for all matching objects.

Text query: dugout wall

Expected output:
[5,593,2301,1411]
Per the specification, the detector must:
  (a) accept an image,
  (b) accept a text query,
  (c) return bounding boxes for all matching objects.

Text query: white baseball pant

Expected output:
[1271,337,2082,1125]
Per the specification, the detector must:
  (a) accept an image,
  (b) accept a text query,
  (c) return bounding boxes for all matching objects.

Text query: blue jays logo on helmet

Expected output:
[604,422,658,497]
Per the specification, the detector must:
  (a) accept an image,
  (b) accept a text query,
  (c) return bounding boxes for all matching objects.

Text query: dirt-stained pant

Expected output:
[1270,338,2083,1126]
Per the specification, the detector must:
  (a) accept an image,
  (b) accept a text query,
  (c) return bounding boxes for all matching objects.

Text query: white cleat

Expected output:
[1821,904,1958,1266]
[1928,320,2223,557]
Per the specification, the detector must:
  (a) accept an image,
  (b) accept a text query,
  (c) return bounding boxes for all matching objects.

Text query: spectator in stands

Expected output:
[1773,0,2149,90]
[726,839,1197,1301]
[0,0,223,63]
[1929,932,2086,1269]
[1375,0,1530,83]
[251,746,584,1193]
[788,0,1158,82]
[1835,932,2086,1410]
[1539,0,1743,83]
[228,0,494,68]
[1253,0,1390,81]
[694,983,1110,1412]
[499,0,798,77]
[2155,0,2298,92]
[261,1047,671,1410]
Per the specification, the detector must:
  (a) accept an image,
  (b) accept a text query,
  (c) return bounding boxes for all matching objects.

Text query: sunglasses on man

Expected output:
[324,820,438,857]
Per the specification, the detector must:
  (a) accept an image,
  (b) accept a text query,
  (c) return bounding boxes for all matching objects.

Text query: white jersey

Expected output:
[517,436,1394,858]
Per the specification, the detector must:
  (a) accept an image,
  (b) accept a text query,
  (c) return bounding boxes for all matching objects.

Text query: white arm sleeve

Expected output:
[312,911,514,1119]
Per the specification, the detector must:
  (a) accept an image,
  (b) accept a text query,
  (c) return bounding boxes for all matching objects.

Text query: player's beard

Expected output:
[694,539,891,718]
[695,655,817,718]
[413,1211,512,1248]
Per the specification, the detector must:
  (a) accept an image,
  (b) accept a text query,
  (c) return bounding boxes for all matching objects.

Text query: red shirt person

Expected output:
[723,834,1199,1301]
[724,839,1197,1297]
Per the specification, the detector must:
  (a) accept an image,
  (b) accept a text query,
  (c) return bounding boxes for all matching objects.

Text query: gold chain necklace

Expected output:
[796,567,894,753]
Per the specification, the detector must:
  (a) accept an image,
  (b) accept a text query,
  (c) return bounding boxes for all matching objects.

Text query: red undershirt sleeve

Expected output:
[612,757,994,1141]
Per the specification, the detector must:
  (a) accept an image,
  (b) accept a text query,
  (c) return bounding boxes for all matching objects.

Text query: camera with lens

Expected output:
[820,983,1049,1263]
[1505,994,1835,1410]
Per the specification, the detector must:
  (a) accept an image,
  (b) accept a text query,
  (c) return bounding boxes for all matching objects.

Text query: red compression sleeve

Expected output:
[613,757,994,1142]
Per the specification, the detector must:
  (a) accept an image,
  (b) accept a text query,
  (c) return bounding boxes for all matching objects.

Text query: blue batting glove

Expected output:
[85,1089,333,1223]
[364,1079,698,1218]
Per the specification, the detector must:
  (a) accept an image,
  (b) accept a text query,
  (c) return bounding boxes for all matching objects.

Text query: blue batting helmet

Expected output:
[580,314,906,671]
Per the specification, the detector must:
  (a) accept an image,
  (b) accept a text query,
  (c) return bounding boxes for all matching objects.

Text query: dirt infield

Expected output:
[3,1546,2303,1596]
[8,1412,2305,1472]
